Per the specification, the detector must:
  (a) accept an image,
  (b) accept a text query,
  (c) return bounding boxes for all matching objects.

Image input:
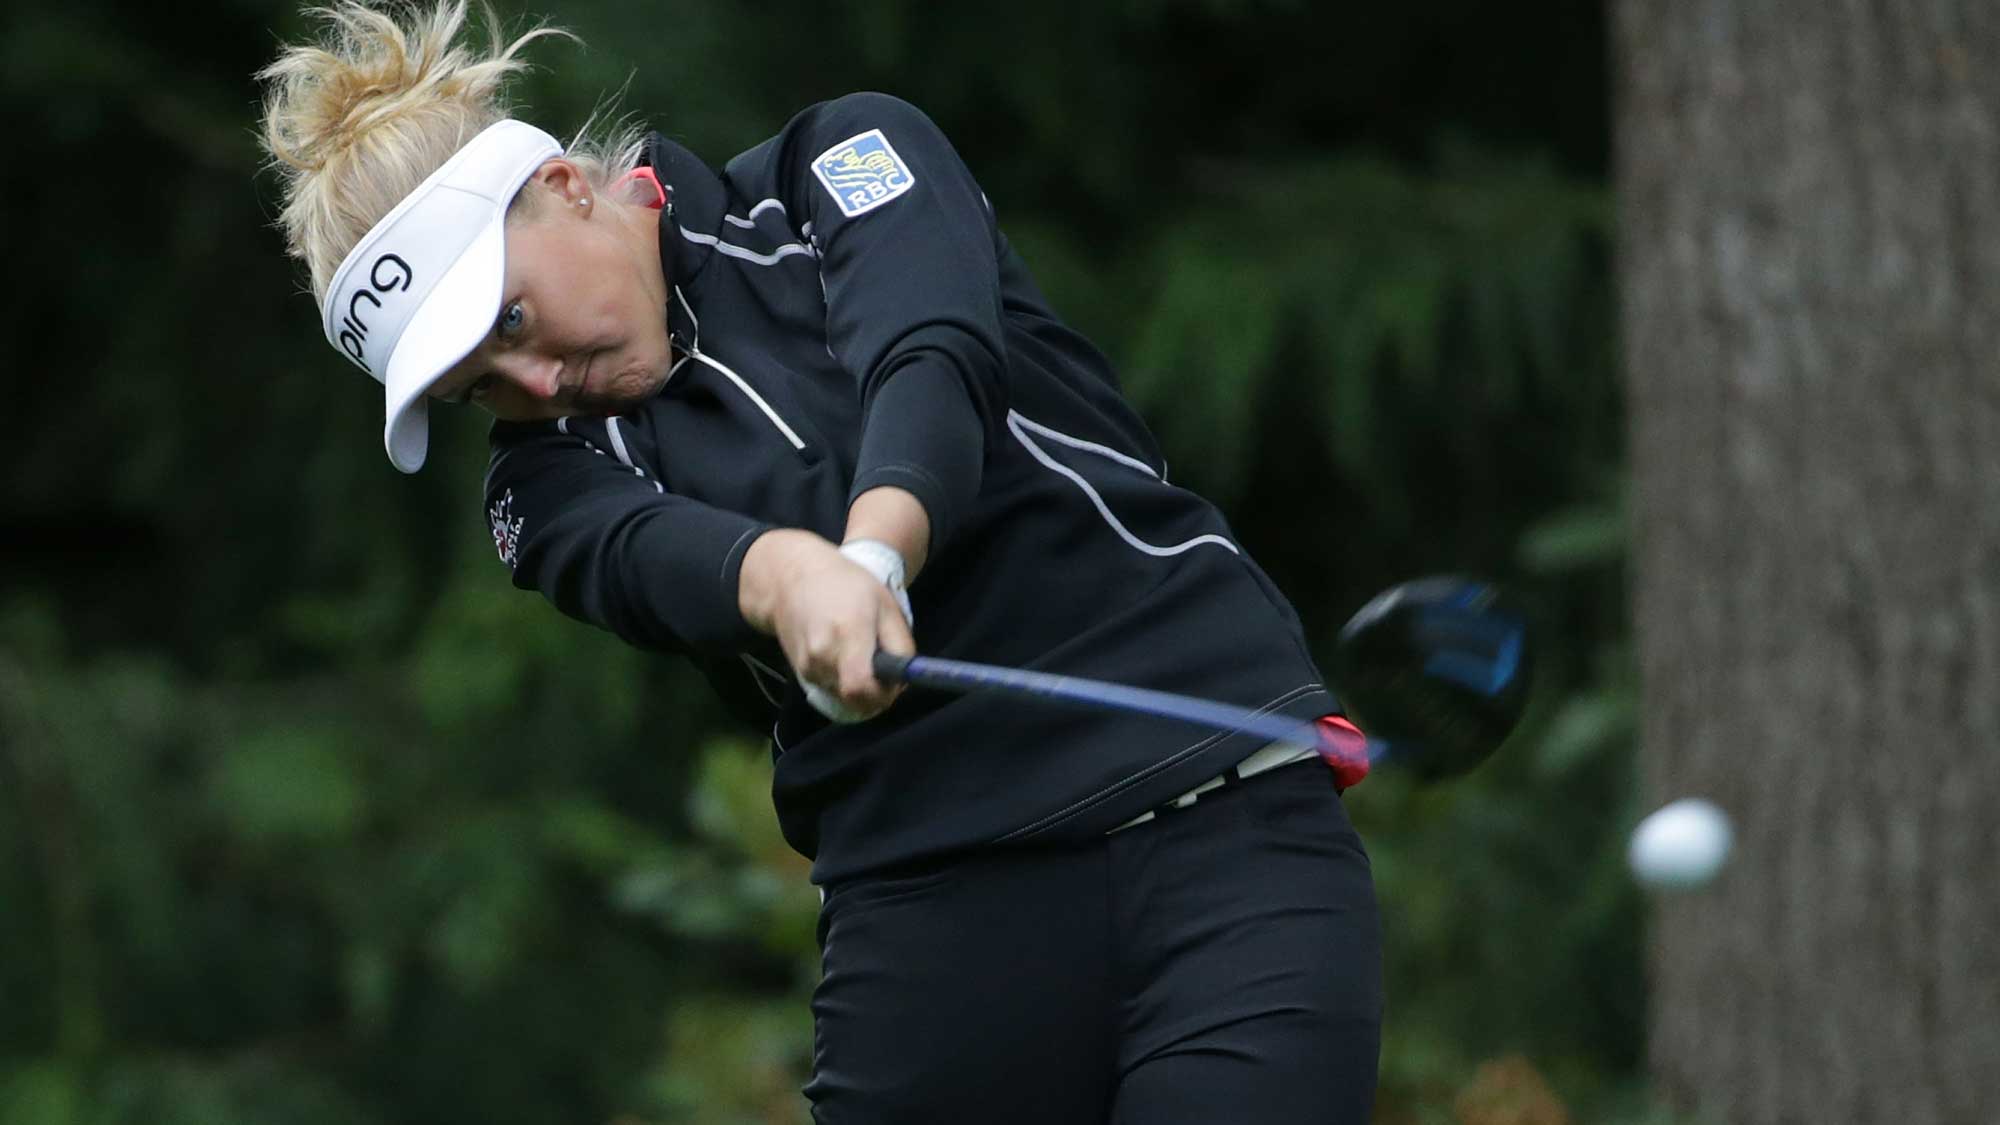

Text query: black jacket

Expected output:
[485,93,1337,881]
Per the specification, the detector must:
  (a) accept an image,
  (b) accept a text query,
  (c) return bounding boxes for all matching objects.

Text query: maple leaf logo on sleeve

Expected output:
[489,489,525,569]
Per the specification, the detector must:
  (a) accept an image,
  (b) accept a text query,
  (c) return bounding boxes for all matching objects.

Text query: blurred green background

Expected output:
[1,1,1643,1121]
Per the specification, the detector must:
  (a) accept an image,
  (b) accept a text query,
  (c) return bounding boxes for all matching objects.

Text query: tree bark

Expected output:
[1615,3,2000,1123]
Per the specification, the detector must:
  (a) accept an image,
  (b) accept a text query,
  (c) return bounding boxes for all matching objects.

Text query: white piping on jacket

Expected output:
[1010,412,1162,478]
[557,417,663,493]
[677,224,815,266]
[674,287,702,346]
[669,286,805,450]
[723,198,789,228]
[1006,410,1238,557]
[604,416,635,465]
[690,350,807,451]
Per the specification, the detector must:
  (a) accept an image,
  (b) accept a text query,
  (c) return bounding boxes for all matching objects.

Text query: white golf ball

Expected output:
[1628,797,1733,890]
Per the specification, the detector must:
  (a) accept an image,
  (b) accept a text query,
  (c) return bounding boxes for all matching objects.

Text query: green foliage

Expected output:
[0,0,1641,1120]
[1122,154,1609,509]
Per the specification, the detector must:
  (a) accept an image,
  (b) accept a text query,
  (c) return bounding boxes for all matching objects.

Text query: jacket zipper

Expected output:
[672,285,807,452]
[685,345,808,451]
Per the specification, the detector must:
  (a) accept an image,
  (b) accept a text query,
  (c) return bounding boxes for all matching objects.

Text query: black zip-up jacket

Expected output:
[485,93,1338,882]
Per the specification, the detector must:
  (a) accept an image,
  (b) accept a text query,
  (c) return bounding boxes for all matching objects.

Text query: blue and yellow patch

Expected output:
[812,128,917,218]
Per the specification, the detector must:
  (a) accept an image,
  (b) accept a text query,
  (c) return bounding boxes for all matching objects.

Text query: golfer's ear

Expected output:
[525,158,589,207]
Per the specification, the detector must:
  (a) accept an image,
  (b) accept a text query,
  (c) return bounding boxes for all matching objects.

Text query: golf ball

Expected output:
[1628,798,1733,890]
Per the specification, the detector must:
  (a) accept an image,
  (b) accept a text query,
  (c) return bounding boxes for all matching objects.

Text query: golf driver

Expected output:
[872,576,1530,784]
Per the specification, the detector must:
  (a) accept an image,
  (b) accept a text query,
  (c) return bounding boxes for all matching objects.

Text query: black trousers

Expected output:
[805,759,1383,1123]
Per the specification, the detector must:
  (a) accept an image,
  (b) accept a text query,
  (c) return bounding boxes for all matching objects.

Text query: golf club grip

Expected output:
[872,649,914,685]
[875,651,1325,749]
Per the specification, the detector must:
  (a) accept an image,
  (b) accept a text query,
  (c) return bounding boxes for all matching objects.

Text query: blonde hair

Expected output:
[258,1,645,301]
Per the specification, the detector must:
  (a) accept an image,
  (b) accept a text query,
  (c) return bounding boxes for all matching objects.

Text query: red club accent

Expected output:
[1316,714,1372,790]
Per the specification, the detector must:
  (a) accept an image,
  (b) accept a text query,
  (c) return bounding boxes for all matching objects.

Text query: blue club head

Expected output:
[1332,577,1532,781]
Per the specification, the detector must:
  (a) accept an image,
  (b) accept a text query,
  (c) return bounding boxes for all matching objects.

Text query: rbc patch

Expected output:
[812,129,917,218]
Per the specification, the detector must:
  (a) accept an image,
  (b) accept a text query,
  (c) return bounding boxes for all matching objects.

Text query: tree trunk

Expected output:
[1615,3,2000,1123]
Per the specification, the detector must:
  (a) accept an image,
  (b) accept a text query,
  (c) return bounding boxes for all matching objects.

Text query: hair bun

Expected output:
[257,1,574,298]
[261,2,532,172]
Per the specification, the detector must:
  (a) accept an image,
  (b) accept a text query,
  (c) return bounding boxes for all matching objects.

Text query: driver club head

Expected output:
[1331,577,1532,781]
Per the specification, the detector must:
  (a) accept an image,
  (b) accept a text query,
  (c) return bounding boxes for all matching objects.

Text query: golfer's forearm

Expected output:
[738,528,830,635]
[737,493,926,637]
[846,358,984,556]
[843,486,930,582]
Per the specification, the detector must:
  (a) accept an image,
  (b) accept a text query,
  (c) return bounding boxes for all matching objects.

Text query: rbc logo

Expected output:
[812,129,917,218]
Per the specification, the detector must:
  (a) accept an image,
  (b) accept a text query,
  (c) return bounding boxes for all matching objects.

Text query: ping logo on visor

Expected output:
[331,254,411,372]
[324,193,491,379]
[812,128,916,218]
[318,119,563,472]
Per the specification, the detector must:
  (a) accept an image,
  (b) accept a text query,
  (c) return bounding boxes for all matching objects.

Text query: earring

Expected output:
[577,198,590,208]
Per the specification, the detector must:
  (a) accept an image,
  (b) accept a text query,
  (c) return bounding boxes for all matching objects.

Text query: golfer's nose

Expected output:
[495,351,563,399]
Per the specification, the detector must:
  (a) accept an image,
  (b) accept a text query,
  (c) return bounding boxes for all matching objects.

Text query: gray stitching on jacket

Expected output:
[993,682,1326,841]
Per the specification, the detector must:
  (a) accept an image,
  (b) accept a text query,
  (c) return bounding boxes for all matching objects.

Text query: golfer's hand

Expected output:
[741,530,914,721]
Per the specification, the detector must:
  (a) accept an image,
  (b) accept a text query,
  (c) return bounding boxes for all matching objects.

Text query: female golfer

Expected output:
[261,3,1380,1120]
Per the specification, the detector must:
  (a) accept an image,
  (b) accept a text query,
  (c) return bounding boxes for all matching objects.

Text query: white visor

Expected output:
[320,119,564,472]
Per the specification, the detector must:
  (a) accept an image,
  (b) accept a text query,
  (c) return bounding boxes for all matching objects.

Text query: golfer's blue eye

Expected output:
[497,301,525,339]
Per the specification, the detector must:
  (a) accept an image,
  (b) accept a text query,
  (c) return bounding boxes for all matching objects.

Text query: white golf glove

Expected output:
[801,539,913,724]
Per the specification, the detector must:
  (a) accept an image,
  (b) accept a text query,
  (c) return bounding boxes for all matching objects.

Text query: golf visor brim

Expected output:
[318,119,563,473]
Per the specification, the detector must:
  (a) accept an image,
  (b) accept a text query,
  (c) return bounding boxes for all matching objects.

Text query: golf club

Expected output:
[872,576,1531,783]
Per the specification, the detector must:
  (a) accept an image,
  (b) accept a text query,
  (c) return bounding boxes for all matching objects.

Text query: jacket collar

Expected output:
[642,132,727,351]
